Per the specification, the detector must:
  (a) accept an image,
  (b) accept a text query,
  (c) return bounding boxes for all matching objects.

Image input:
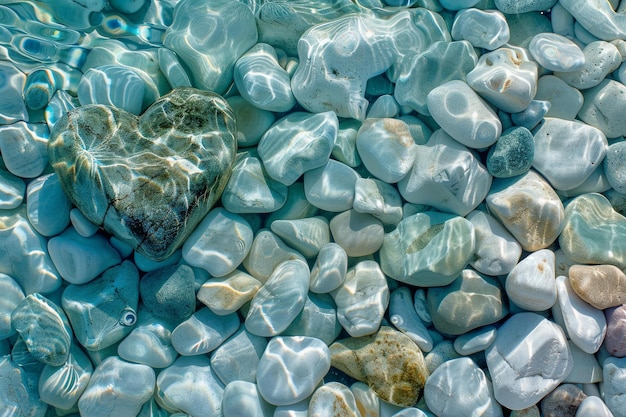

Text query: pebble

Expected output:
[304,159,360,212]
[576,396,615,417]
[227,95,275,147]
[451,8,509,50]
[564,340,603,384]
[427,80,502,149]
[70,207,99,237]
[602,357,626,417]
[605,305,626,357]
[560,0,626,41]
[427,269,508,336]
[309,242,348,294]
[467,210,522,276]
[0,122,49,179]
[0,273,24,339]
[139,264,196,321]
[540,384,587,417]
[486,170,565,251]
[604,141,626,194]
[528,33,586,72]
[505,249,557,311]
[62,261,139,351]
[332,260,389,337]
[308,382,361,417]
[281,293,342,346]
[49,88,237,261]
[424,357,503,417]
[0,168,25,209]
[155,355,225,417]
[535,75,584,120]
[453,325,497,356]
[265,181,319,225]
[233,43,295,113]
[197,270,262,316]
[568,264,626,310]
[0,62,28,125]
[210,326,268,385]
[11,293,72,366]
[398,129,492,216]
[78,356,155,417]
[330,210,384,258]
[532,118,607,191]
[274,400,310,417]
[486,312,573,411]
[77,65,146,115]
[389,286,433,352]
[258,111,338,186]
[242,229,307,283]
[171,307,239,356]
[182,207,253,277]
[222,380,275,417]
[555,41,622,90]
[245,259,310,337]
[486,127,534,179]
[366,94,400,119]
[270,216,330,259]
[256,336,331,406]
[494,0,557,13]
[353,177,404,226]
[510,100,551,131]
[333,119,362,168]
[559,193,626,268]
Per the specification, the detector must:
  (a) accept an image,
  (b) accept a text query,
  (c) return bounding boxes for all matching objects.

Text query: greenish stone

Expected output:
[486,127,534,178]
[140,264,196,321]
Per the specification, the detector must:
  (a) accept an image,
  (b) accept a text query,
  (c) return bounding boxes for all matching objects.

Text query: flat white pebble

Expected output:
[576,396,615,417]
[528,32,585,72]
[309,242,348,294]
[304,159,360,212]
[222,381,275,417]
[210,326,268,385]
[256,336,331,406]
[505,249,557,311]
[69,207,99,237]
[330,209,384,257]
[270,216,330,258]
[453,325,497,356]
[171,308,240,356]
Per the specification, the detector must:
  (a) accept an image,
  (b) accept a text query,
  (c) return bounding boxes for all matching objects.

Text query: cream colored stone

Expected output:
[569,264,626,310]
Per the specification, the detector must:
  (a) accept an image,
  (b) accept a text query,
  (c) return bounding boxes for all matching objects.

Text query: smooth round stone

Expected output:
[560,0,626,41]
[554,275,606,354]
[257,336,331,406]
[0,168,25,209]
[78,65,145,115]
[303,159,360,212]
[226,96,275,148]
[427,269,507,336]
[242,230,306,283]
[486,170,564,252]
[309,242,348,294]
[350,382,380,417]
[576,396,615,417]
[78,356,155,417]
[395,40,478,116]
[158,45,192,90]
[281,293,342,346]
[222,381,275,417]
[270,216,330,259]
[467,210,522,276]
[0,273,24,339]
[535,75,584,121]
[532,118,607,191]
[197,270,262,316]
[603,357,626,417]
[0,62,28,125]
[117,306,177,369]
[11,293,72,366]
[62,261,139,351]
[274,400,309,417]
[414,289,432,326]
[234,43,295,112]
[398,129,492,216]
[39,341,93,410]
[453,325,497,356]
[163,0,256,94]
[353,177,403,226]
[332,260,389,337]
[245,259,309,337]
[366,94,400,119]
[424,340,462,375]
[424,357,503,417]
[379,211,475,287]
[564,340,603,384]
[355,118,416,183]
[182,207,253,277]
[427,80,501,149]
[486,312,573,411]
[559,193,626,269]
[171,307,239,356]
[210,326,268,385]
[333,119,362,168]
[330,326,429,407]
[605,305,626,357]
[604,141,626,194]
[70,208,99,237]
[0,121,49,179]
[265,182,319,226]
[569,264,626,310]
[451,8,509,50]
[49,87,237,262]
[140,264,196,321]
[258,112,338,186]
[156,355,224,417]
[505,249,557,311]
[486,127,534,178]
[48,227,121,285]
[540,384,586,417]
[330,210,384,258]
[466,46,538,113]
[308,382,361,417]
[389,286,433,352]
[511,100,551,130]
[0,207,61,294]
[558,164,612,198]
[555,41,621,90]
[222,153,288,214]
[495,0,557,13]
[529,33,585,72]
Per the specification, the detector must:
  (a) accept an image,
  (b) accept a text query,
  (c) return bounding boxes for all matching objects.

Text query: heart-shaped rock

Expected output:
[48,87,237,261]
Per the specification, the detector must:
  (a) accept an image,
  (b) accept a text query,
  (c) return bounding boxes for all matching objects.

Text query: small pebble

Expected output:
[604,141,626,194]
[270,216,330,258]
[535,75,584,120]
[330,210,384,258]
[77,65,146,115]
[26,173,71,237]
[309,382,361,417]
[304,159,360,212]
[222,380,275,417]
[210,326,268,385]
[197,270,262,316]
[350,382,380,417]
[555,41,622,90]
[309,242,348,294]
[0,121,49,179]
[242,230,306,283]
[0,168,25,209]
[604,305,626,358]
[282,293,342,346]
[603,357,626,417]
[575,396,615,417]
[226,95,275,147]
[540,384,587,417]
[0,273,23,339]
[353,177,404,226]
[529,32,586,72]
[69,207,99,237]
[453,325,497,356]
[451,8,509,50]
[389,286,433,352]
[511,99,551,130]
[171,307,239,356]
[568,264,626,310]
[486,127,534,178]
[140,264,196,321]
[505,249,557,311]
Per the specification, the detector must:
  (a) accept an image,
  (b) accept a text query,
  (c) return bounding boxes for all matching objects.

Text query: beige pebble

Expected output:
[568,264,626,310]
[196,270,262,315]
[330,209,385,257]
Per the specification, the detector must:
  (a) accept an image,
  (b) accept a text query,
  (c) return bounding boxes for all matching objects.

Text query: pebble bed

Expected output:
[2,0,626,416]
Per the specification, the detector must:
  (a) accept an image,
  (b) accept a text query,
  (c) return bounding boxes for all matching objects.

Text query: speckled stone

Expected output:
[569,264,626,310]
[540,384,586,417]
[139,264,196,321]
[48,87,237,261]
[308,382,361,417]
[330,326,429,407]
[604,141,626,194]
[487,127,534,179]
[554,41,622,90]
[604,305,626,358]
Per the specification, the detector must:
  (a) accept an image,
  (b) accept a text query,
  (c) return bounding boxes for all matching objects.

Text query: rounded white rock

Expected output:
[505,249,557,311]
[304,159,360,212]
[171,307,240,356]
[309,242,348,294]
[330,210,384,258]
[222,380,275,417]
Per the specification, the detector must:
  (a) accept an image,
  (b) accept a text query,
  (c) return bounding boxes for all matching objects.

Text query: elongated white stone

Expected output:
[528,32,585,72]
[171,308,240,356]
[270,216,330,259]
[389,286,433,352]
[309,242,348,294]
[303,159,360,212]
[210,326,268,385]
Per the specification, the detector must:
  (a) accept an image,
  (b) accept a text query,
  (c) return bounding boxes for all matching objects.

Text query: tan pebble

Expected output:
[568,264,626,309]
[510,405,540,417]
[350,382,379,417]
[330,326,429,407]
[309,382,361,417]
[196,270,262,315]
